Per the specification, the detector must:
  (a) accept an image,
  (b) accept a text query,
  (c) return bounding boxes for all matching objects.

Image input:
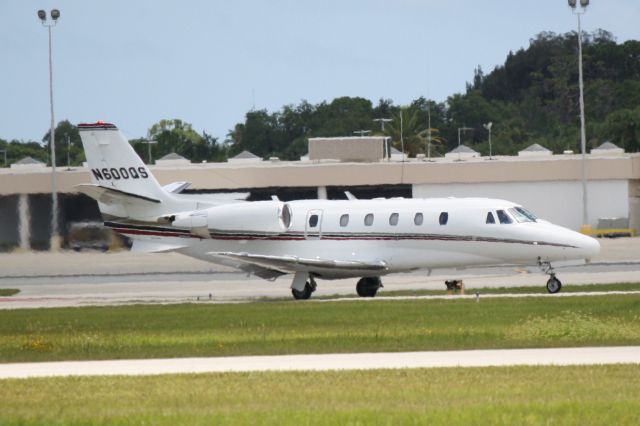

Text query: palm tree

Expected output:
[384,107,425,157]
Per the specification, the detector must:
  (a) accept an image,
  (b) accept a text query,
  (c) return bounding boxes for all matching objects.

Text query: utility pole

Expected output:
[457,127,473,147]
[144,139,158,164]
[66,134,71,170]
[373,118,392,132]
[483,122,493,160]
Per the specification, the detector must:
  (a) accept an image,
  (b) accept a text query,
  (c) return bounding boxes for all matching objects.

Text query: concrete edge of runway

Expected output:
[1,346,638,379]
[2,289,640,310]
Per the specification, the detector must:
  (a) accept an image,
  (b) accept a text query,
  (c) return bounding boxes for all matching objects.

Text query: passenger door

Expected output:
[305,209,323,240]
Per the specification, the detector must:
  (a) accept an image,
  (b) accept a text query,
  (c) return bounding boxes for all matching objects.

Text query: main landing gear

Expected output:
[290,274,384,300]
[291,275,317,300]
[538,257,562,294]
[356,277,383,298]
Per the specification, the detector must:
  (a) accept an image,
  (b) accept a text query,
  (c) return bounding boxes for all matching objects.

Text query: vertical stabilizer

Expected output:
[78,122,168,202]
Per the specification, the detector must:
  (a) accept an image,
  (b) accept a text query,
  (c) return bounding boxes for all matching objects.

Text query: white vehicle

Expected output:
[77,122,600,299]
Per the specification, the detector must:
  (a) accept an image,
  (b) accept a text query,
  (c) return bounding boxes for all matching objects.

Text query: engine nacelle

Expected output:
[163,201,292,239]
[206,201,291,233]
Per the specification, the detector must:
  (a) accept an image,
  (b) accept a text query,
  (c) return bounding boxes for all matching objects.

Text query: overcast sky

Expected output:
[2,0,638,142]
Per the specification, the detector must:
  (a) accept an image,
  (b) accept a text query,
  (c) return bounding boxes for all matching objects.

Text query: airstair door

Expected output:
[305,209,323,240]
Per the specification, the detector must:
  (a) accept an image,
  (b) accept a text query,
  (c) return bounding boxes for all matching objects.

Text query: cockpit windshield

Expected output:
[508,207,538,223]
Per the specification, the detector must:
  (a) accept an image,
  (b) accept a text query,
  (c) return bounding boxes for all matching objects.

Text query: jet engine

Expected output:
[163,201,292,238]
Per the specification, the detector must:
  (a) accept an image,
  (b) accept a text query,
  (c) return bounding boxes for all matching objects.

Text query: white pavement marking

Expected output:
[1,347,639,379]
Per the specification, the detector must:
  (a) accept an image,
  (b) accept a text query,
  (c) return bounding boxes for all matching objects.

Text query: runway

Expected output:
[1,238,639,308]
[1,346,638,379]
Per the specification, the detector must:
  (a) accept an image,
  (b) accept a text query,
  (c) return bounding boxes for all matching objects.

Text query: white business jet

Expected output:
[77,122,600,299]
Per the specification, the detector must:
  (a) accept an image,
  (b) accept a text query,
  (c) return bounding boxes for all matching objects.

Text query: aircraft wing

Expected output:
[209,251,388,277]
[76,184,161,205]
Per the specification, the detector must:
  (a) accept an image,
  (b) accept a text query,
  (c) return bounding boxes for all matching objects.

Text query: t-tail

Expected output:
[77,122,199,222]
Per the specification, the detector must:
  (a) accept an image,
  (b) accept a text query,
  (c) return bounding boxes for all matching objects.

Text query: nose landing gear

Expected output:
[538,257,563,294]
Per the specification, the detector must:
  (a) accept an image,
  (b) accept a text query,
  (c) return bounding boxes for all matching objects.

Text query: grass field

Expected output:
[1,293,639,362]
[1,365,639,425]
[379,281,640,297]
[0,289,19,296]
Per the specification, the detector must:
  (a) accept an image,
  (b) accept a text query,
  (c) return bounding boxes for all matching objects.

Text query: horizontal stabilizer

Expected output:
[209,251,388,275]
[76,184,161,205]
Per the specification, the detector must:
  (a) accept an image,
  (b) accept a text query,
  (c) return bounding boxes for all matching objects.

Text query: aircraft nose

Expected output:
[576,233,600,260]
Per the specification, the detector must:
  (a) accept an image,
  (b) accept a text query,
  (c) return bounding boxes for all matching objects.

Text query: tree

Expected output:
[41,120,83,167]
[133,119,226,163]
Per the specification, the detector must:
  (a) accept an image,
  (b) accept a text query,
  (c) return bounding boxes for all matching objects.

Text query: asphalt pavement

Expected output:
[1,237,639,308]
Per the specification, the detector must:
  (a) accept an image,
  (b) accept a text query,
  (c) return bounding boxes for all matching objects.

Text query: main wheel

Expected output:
[356,277,382,298]
[292,281,315,300]
[546,276,562,294]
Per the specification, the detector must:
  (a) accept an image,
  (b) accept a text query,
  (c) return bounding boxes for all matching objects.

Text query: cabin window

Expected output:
[439,212,448,225]
[414,213,423,226]
[389,213,399,226]
[364,213,374,226]
[486,212,496,224]
[308,214,319,228]
[340,214,349,227]
[497,209,513,224]
[509,207,537,223]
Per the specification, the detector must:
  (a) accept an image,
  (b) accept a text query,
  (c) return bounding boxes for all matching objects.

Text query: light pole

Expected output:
[483,122,494,159]
[457,127,473,147]
[569,0,590,228]
[38,8,61,250]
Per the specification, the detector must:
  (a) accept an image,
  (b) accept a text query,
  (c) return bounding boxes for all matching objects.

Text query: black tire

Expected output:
[546,276,562,294]
[356,277,381,298]
[292,282,314,300]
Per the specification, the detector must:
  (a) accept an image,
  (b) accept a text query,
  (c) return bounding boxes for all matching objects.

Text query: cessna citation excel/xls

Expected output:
[77,122,600,300]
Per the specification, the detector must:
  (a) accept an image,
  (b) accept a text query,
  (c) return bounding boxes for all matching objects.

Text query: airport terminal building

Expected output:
[0,142,638,250]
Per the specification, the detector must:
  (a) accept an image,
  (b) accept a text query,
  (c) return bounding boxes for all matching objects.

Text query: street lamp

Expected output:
[568,0,590,229]
[38,8,61,250]
[483,122,494,160]
[457,127,473,147]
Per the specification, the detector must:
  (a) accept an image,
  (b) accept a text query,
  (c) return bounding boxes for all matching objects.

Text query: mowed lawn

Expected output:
[1,365,639,425]
[1,294,639,362]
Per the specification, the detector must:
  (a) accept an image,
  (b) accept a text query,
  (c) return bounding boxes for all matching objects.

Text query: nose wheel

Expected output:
[538,257,563,294]
[546,276,562,294]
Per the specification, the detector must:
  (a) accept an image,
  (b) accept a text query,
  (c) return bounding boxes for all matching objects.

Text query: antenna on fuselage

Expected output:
[344,191,357,200]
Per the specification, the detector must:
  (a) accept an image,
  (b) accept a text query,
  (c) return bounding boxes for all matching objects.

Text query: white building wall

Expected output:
[413,180,628,231]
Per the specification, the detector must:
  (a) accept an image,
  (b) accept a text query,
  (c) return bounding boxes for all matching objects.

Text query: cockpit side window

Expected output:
[496,210,513,224]
[486,212,496,224]
[509,207,537,223]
